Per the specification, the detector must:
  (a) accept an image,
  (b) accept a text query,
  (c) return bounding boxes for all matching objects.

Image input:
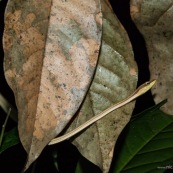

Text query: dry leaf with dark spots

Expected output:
[3,0,102,170]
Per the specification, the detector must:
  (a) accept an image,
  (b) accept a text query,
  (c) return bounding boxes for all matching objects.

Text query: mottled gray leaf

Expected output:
[66,0,138,172]
[131,0,173,114]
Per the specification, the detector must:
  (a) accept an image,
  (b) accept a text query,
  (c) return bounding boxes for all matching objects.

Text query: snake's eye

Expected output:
[146,81,150,85]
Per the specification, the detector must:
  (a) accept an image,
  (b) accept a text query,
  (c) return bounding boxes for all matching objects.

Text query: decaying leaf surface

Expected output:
[130,0,173,114]
[3,0,102,170]
[66,0,138,172]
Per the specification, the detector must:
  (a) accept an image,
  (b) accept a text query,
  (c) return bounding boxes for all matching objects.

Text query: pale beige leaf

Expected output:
[3,0,102,170]
[130,0,173,114]
[66,0,138,172]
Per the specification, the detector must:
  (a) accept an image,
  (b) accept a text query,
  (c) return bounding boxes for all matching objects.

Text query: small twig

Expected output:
[0,108,11,146]
[0,93,18,122]
[31,161,37,173]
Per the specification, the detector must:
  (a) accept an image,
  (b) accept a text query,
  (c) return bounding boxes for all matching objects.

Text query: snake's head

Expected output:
[136,79,156,97]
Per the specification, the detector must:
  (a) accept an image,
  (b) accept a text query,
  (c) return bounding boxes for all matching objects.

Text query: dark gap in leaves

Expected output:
[109,0,155,114]
[0,143,26,172]
[25,145,61,173]
[109,124,130,173]
[165,168,173,173]
[76,154,102,173]
[51,141,80,173]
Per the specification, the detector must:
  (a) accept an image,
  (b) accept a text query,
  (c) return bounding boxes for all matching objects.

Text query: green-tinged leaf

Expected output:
[0,127,20,154]
[112,100,173,173]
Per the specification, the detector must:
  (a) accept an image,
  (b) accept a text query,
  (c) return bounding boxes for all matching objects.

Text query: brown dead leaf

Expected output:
[66,0,138,172]
[130,0,173,114]
[3,0,102,170]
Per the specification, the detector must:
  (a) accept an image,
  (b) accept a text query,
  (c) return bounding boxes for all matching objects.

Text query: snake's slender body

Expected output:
[49,80,156,145]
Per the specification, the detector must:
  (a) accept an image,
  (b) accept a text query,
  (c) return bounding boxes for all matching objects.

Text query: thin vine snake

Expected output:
[49,79,156,145]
